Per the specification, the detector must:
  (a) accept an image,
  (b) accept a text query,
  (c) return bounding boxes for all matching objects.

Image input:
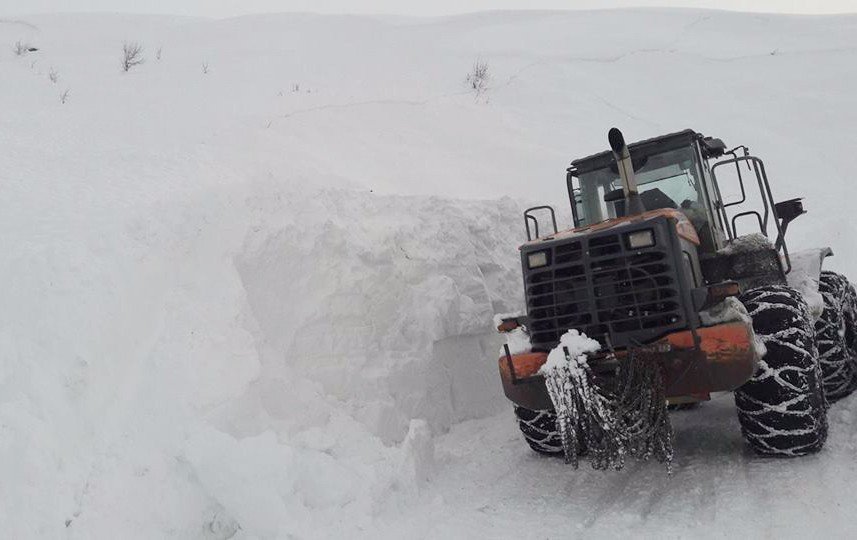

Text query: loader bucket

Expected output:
[498,321,758,410]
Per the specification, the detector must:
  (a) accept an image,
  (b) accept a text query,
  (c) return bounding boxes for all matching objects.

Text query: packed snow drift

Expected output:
[2,8,857,539]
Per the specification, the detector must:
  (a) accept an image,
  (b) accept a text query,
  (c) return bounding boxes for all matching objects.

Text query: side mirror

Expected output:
[775,198,805,223]
[701,137,727,159]
[773,198,805,251]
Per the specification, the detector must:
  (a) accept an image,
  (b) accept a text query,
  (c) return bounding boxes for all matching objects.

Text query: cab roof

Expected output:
[569,129,723,176]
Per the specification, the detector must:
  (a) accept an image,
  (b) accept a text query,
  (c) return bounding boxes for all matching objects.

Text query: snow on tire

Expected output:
[513,406,563,455]
[735,285,828,457]
[816,271,857,400]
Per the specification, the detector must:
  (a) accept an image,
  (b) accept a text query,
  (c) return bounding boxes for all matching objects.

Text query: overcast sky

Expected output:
[1,0,855,18]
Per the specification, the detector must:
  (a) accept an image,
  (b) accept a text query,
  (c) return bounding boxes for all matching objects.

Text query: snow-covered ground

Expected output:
[1,9,856,538]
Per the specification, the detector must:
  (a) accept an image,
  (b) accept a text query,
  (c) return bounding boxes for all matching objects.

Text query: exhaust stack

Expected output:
[608,128,645,215]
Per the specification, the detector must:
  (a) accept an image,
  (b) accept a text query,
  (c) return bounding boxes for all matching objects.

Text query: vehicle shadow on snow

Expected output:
[511,395,777,529]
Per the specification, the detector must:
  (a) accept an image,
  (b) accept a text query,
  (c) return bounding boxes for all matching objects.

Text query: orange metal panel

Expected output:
[499,352,548,380]
[498,321,758,408]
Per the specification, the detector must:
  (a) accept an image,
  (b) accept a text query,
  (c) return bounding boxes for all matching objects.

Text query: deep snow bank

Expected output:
[233,189,523,442]
[0,173,525,537]
[0,13,535,536]
[185,187,528,537]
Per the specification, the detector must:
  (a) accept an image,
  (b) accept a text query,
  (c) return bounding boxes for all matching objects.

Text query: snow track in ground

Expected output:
[375,394,857,539]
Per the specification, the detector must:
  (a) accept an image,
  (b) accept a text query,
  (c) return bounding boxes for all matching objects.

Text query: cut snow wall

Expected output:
[234,188,525,442]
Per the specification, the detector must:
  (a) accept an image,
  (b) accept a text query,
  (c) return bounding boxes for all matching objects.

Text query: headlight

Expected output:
[527,250,549,269]
[626,229,655,249]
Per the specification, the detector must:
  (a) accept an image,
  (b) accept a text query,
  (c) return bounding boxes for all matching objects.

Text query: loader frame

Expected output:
[502,128,809,409]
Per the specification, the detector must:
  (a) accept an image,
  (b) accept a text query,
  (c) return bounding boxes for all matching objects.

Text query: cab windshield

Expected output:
[575,146,715,249]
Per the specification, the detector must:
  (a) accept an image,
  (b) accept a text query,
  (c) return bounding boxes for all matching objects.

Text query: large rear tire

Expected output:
[735,286,828,456]
[513,406,563,455]
[816,271,857,400]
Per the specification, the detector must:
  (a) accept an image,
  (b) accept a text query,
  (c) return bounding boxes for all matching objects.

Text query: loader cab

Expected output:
[568,129,727,254]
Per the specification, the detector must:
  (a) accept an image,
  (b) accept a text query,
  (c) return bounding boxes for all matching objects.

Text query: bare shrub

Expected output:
[156,46,162,61]
[49,67,59,83]
[14,40,30,56]
[201,61,209,74]
[465,59,490,98]
[121,41,144,72]
[60,88,70,104]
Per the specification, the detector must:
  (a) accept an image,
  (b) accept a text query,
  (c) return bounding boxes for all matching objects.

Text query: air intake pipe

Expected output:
[608,128,645,216]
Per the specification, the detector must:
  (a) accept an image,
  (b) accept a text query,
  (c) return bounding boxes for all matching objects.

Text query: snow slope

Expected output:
[1,9,857,539]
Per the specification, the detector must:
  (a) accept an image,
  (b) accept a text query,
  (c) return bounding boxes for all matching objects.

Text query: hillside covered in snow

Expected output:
[2,9,857,539]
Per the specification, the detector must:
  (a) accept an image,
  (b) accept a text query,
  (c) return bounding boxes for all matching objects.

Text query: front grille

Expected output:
[524,225,686,351]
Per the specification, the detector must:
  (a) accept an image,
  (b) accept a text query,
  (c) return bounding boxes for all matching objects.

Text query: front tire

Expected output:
[816,271,857,400]
[513,406,563,455]
[735,286,828,457]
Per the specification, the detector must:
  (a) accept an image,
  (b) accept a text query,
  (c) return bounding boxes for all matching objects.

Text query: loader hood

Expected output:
[519,207,699,250]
